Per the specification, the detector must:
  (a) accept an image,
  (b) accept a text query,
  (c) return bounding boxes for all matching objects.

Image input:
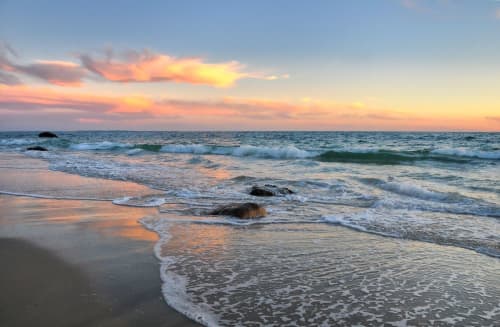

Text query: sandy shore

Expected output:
[0,237,112,326]
[0,194,199,327]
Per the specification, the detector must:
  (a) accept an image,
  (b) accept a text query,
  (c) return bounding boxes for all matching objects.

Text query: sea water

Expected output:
[0,131,499,326]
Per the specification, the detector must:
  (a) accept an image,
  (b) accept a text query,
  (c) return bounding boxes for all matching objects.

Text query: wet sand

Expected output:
[0,237,112,326]
[0,194,199,327]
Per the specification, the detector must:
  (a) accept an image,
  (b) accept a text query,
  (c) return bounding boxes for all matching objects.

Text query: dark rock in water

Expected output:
[26,146,48,151]
[210,203,266,219]
[250,186,275,196]
[38,131,58,138]
[250,184,294,197]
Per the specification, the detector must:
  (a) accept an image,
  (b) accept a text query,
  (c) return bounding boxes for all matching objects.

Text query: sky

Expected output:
[0,0,499,131]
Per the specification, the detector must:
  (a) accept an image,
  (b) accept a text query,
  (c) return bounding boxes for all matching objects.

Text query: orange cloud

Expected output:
[0,85,498,131]
[80,49,283,87]
[1,44,286,88]
[0,85,115,111]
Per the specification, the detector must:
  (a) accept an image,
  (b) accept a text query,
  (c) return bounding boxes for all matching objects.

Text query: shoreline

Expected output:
[0,144,499,325]
[0,194,200,327]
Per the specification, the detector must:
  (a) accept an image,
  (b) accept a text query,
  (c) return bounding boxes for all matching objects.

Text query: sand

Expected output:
[0,194,199,327]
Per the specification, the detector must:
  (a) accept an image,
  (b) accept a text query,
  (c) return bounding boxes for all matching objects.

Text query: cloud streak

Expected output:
[0,71,21,85]
[2,84,494,131]
[80,49,281,87]
[0,44,86,86]
[0,44,285,88]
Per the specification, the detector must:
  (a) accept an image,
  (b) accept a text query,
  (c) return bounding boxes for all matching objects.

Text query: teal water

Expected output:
[1,131,499,253]
[1,131,499,325]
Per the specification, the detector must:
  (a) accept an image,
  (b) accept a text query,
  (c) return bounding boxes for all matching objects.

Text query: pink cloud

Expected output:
[78,118,104,124]
[80,49,281,87]
[1,85,496,131]
[0,44,86,86]
[0,71,21,85]
[1,44,286,88]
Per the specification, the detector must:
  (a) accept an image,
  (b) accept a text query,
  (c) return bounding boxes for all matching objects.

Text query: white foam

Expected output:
[139,217,220,326]
[378,181,450,202]
[323,209,500,258]
[0,190,111,201]
[171,189,205,199]
[231,145,313,159]
[126,148,143,156]
[159,143,314,159]
[432,148,500,160]
[70,141,132,150]
[160,144,211,154]
[0,138,37,146]
[323,215,371,233]
[139,217,500,326]
[112,196,166,207]
[160,268,220,326]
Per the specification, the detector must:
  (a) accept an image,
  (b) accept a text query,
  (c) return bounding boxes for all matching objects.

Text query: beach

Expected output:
[2,1,500,324]
[0,170,199,326]
[0,132,499,326]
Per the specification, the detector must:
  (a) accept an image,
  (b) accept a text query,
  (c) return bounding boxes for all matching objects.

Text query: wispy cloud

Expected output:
[80,49,284,87]
[495,8,500,19]
[0,71,21,85]
[0,44,86,86]
[1,84,477,131]
[0,44,287,88]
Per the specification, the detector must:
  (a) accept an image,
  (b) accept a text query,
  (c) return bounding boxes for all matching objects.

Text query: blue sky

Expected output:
[0,0,499,130]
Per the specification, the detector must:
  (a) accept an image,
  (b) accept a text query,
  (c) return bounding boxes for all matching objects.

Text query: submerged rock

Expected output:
[210,203,266,219]
[26,146,48,151]
[250,184,294,197]
[38,131,58,138]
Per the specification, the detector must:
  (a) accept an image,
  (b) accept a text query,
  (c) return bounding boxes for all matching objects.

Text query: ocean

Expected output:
[1,131,499,326]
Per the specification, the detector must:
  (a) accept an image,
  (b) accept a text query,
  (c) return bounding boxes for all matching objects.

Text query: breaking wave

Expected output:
[64,142,500,163]
[160,144,313,159]
[69,141,132,150]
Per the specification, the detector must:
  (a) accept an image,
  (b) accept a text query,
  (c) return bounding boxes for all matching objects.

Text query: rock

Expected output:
[210,203,266,219]
[250,184,294,197]
[38,131,58,138]
[249,186,275,196]
[26,146,48,151]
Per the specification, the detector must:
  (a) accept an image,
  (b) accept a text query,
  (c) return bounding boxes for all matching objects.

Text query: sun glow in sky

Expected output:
[0,0,499,131]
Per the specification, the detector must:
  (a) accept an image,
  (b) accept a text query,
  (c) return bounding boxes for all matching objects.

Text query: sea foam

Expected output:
[431,148,500,160]
[160,144,314,159]
[70,141,132,150]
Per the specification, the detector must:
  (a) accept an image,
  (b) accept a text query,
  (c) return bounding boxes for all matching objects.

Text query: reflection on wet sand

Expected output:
[0,153,155,200]
[0,196,159,242]
[0,194,200,327]
[164,222,232,258]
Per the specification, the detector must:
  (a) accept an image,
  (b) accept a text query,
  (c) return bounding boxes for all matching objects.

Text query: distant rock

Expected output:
[26,146,48,151]
[38,131,58,138]
[250,184,294,197]
[210,203,266,219]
